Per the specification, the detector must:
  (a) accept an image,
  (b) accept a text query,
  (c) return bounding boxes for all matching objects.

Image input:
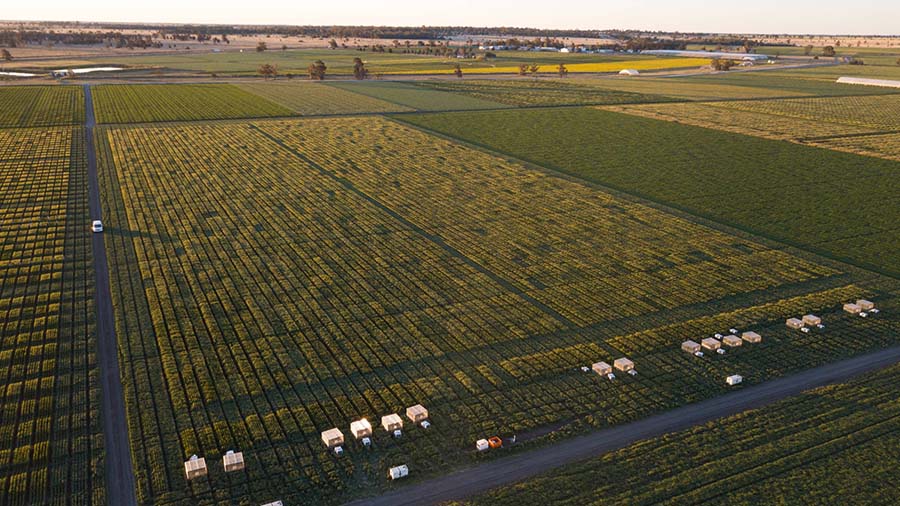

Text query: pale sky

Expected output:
[4,0,898,35]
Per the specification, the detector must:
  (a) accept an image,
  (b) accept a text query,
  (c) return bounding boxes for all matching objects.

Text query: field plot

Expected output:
[712,94,900,132]
[96,114,897,505]
[91,84,293,123]
[0,128,103,505]
[811,132,900,161]
[570,77,809,100]
[453,358,900,506]
[329,81,507,111]
[238,82,412,115]
[410,79,674,107]
[401,108,900,277]
[0,86,84,127]
[686,71,900,96]
[605,102,879,140]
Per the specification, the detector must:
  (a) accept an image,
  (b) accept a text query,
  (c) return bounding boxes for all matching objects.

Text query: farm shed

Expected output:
[381,413,403,432]
[223,450,244,472]
[786,318,804,329]
[701,337,721,351]
[350,419,373,439]
[741,331,762,343]
[613,358,634,372]
[802,314,821,326]
[321,428,344,448]
[726,375,743,386]
[843,303,862,314]
[857,300,875,311]
[184,455,207,480]
[592,361,612,375]
[722,335,742,347]
[618,69,640,76]
[682,340,701,354]
[406,404,429,423]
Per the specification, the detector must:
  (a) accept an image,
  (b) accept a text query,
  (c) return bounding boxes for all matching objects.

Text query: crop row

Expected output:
[329,82,507,111]
[0,86,84,127]
[399,107,900,277]
[91,84,294,124]
[808,131,900,162]
[0,127,103,506]
[412,79,675,107]
[457,353,900,506]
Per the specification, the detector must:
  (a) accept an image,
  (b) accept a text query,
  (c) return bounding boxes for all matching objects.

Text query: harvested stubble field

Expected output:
[809,132,900,162]
[711,94,900,132]
[238,82,412,115]
[410,79,675,107]
[0,128,104,505]
[450,353,900,506]
[570,77,810,100]
[91,84,294,124]
[0,86,84,127]
[329,81,507,111]
[401,107,900,277]
[95,115,897,505]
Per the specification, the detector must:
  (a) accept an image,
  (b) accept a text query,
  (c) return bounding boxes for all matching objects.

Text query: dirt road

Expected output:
[83,84,138,506]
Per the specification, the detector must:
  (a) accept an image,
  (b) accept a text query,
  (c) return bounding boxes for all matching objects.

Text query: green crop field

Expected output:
[329,81,507,111]
[686,70,900,96]
[410,79,675,106]
[93,115,898,505]
[0,86,84,127]
[712,94,900,131]
[238,82,412,114]
[0,127,104,505]
[450,357,900,506]
[400,107,900,277]
[91,84,294,123]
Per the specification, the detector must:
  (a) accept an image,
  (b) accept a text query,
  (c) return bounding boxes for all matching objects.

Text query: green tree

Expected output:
[454,64,463,78]
[557,63,568,78]
[517,64,528,76]
[822,45,835,56]
[1,49,12,61]
[256,41,267,52]
[528,63,540,75]
[353,57,368,80]
[329,39,339,49]
[258,63,277,79]
[803,45,813,56]
[307,60,327,80]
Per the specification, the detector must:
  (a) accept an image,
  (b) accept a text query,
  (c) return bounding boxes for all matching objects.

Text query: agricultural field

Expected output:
[95,115,898,505]
[0,86,84,127]
[711,94,900,132]
[329,82,506,111]
[571,77,811,100]
[604,102,879,140]
[810,132,900,162]
[91,84,294,124]
[410,79,674,107]
[400,107,900,277]
[686,70,900,96]
[238,82,412,115]
[0,127,104,504]
[450,359,900,506]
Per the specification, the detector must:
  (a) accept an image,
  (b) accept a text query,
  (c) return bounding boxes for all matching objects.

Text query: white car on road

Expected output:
[91,220,103,233]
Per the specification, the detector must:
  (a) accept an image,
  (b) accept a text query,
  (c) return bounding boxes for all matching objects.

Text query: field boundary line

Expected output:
[248,123,578,329]
[390,114,898,281]
[83,84,139,506]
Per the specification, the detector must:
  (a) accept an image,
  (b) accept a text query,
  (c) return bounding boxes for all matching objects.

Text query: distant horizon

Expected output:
[2,18,900,37]
[4,0,899,36]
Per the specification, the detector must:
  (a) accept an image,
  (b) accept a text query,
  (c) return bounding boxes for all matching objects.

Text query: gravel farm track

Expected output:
[345,345,900,506]
[83,84,139,506]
